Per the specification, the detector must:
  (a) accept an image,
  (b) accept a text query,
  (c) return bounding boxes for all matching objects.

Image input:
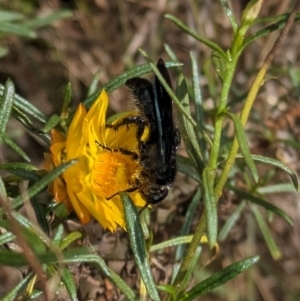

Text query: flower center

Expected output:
[91,150,140,199]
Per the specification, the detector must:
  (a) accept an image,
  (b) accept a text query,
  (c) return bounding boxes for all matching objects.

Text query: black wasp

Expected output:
[109,59,181,206]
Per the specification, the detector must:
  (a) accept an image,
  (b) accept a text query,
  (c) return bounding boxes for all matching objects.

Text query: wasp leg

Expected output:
[106,181,141,200]
[95,141,138,160]
[106,115,147,140]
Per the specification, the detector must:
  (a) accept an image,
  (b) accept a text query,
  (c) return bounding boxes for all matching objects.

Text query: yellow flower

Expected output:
[44,90,146,231]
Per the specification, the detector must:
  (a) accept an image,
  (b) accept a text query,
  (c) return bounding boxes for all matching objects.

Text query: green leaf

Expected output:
[0,78,15,135]
[61,268,78,301]
[83,61,182,108]
[211,50,227,82]
[0,85,47,123]
[0,21,36,38]
[202,167,217,248]
[219,0,238,33]
[165,14,227,61]
[219,201,247,241]
[228,185,293,226]
[42,114,61,133]
[177,155,200,183]
[0,217,46,254]
[251,205,282,260]
[53,224,65,244]
[60,231,82,250]
[62,82,72,112]
[176,74,204,171]
[1,273,32,301]
[23,10,72,29]
[31,200,49,235]
[179,246,202,295]
[241,15,300,53]
[164,44,179,67]
[0,162,38,178]
[244,154,298,190]
[0,160,77,216]
[228,113,258,182]
[0,231,15,246]
[257,183,297,194]
[0,177,7,199]
[151,235,194,252]
[175,188,202,261]
[157,285,176,300]
[88,70,101,96]
[1,133,30,162]
[178,256,259,301]
[190,52,204,129]
[0,10,25,22]
[0,249,136,301]
[121,193,160,301]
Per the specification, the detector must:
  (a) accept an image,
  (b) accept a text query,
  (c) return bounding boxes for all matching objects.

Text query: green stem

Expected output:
[172,215,207,296]
[215,1,300,199]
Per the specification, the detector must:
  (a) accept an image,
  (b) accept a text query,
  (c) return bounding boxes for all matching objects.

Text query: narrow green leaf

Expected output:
[23,10,72,28]
[0,160,77,216]
[0,249,136,301]
[251,205,282,260]
[219,201,247,241]
[190,52,208,159]
[0,78,15,134]
[0,162,37,172]
[88,70,101,96]
[1,273,32,301]
[0,85,46,123]
[0,175,7,199]
[5,169,40,181]
[0,231,15,245]
[0,22,36,38]
[61,268,78,301]
[42,114,61,133]
[53,224,65,244]
[241,15,300,53]
[211,51,227,82]
[164,44,178,62]
[175,188,202,260]
[176,74,204,171]
[0,10,25,22]
[165,14,227,61]
[62,82,72,112]
[83,61,182,108]
[245,154,298,190]
[190,52,204,130]
[60,231,82,250]
[257,183,297,194]
[1,133,30,162]
[157,284,176,300]
[219,0,238,32]
[11,105,34,128]
[228,185,293,226]
[178,256,259,301]
[151,235,194,252]
[121,193,160,301]
[179,246,202,294]
[177,155,200,183]
[228,113,258,182]
[27,289,43,299]
[202,167,217,248]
